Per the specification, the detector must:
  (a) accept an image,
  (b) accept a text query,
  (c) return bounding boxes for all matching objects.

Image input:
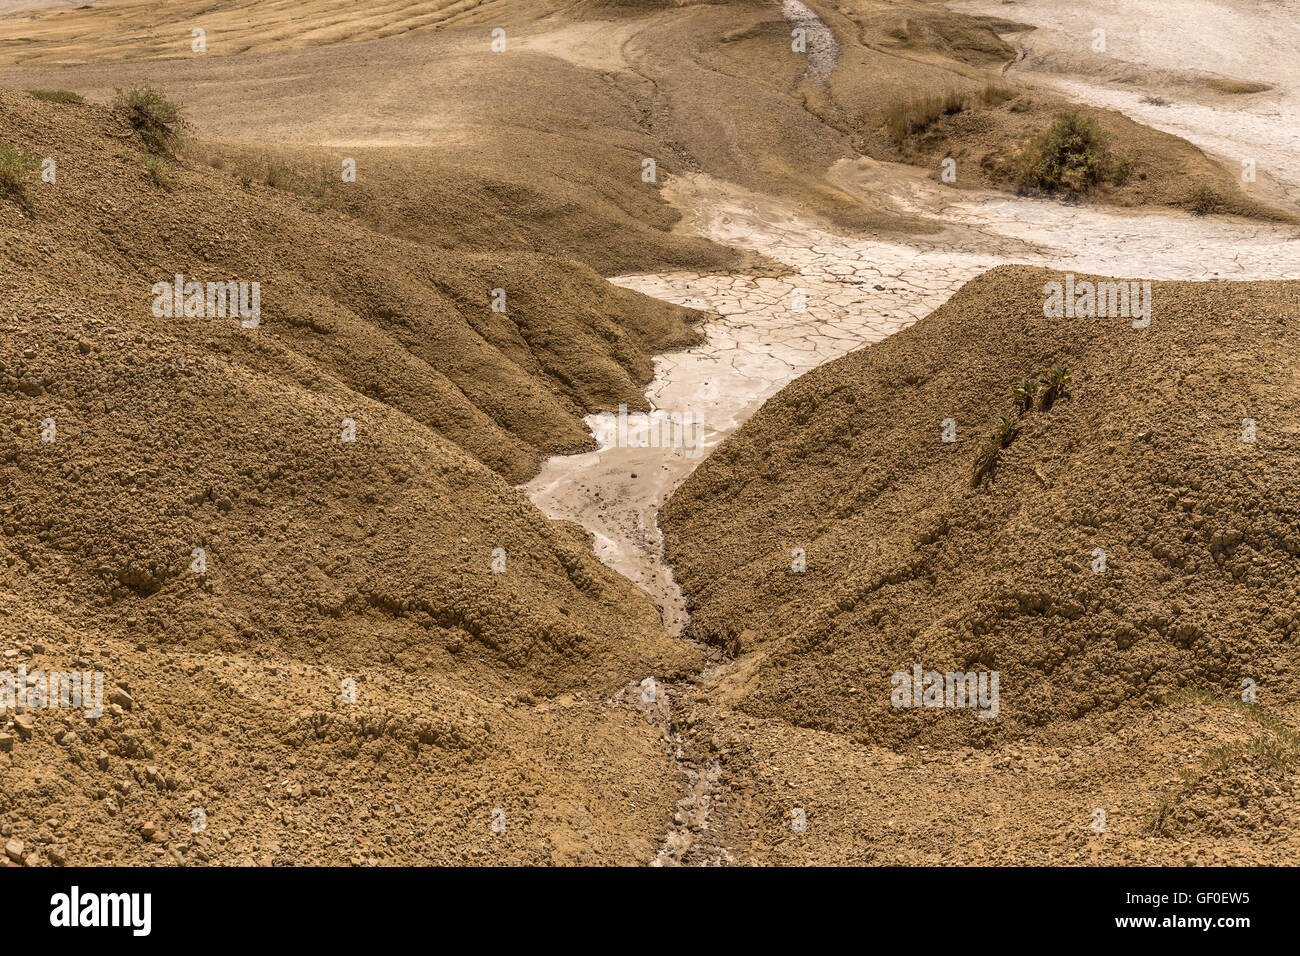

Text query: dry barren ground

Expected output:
[2,0,1298,867]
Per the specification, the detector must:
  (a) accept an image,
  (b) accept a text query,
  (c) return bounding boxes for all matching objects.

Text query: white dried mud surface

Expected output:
[523,163,1300,630]
[951,0,1300,210]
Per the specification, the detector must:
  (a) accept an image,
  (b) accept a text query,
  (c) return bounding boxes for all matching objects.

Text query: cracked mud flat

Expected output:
[951,0,1300,210]
[523,166,1300,633]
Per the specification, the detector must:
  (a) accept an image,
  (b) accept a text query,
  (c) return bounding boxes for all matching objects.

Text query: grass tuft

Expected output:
[0,143,40,212]
[978,82,1017,106]
[27,89,84,104]
[886,90,968,148]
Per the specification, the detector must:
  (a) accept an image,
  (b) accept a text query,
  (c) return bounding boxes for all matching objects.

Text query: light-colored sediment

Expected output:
[951,0,1300,210]
[523,165,1300,630]
[783,0,838,83]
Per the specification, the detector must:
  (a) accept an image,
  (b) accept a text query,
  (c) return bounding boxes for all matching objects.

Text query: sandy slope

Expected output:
[659,266,1300,863]
[0,87,702,865]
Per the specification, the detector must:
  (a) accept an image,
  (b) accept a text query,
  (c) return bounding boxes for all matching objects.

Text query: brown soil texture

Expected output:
[1,90,712,482]
[3,1,1297,868]
[0,87,700,864]
[662,266,1300,749]
[669,690,1300,863]
[1,0,1284,230]
[657,266,1300,863]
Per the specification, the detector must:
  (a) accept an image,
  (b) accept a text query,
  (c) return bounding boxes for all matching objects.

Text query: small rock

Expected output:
[4,839,23,863]
[139,821,158,842]
[108,687,134,710]
[12,714,35,739]
[0,734,13,752]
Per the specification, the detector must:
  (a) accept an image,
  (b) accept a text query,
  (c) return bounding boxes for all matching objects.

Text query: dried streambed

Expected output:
[523,167,1300,633]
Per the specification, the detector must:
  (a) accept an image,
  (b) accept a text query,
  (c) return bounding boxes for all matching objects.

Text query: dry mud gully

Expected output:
[521,1,1300,863]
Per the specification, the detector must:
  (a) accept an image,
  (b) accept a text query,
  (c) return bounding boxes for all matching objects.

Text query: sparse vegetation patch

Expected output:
[0,143,40,212]
[1014,112,1128,197]
[113,85,190,156]
[27,89,85,104]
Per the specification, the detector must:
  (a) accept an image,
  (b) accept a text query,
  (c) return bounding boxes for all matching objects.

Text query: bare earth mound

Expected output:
[664,265,1300,746]
[0,88,699,865]
[658,265,1300,862]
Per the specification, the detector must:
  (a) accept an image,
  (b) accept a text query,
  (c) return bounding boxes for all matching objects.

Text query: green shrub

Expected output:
[1015,112,1118,197]
[113,85,189,156]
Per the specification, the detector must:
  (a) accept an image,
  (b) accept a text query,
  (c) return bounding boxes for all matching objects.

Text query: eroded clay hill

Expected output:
[662,265,1300,750]
[1,85,709,689]
[0,89,701,865]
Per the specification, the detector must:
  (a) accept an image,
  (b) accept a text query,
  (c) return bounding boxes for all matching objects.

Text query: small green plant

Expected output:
[113,85,189,156]
[0,143,40,212]
[971,415,1018,487]
[27,89,84,104]
[1015,112,1118,197]
[142,154,174,191]
[970,438,1000,487]
[1012,379,1040,413]
[992,413,1017,447]
[1039,364,1072,411]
